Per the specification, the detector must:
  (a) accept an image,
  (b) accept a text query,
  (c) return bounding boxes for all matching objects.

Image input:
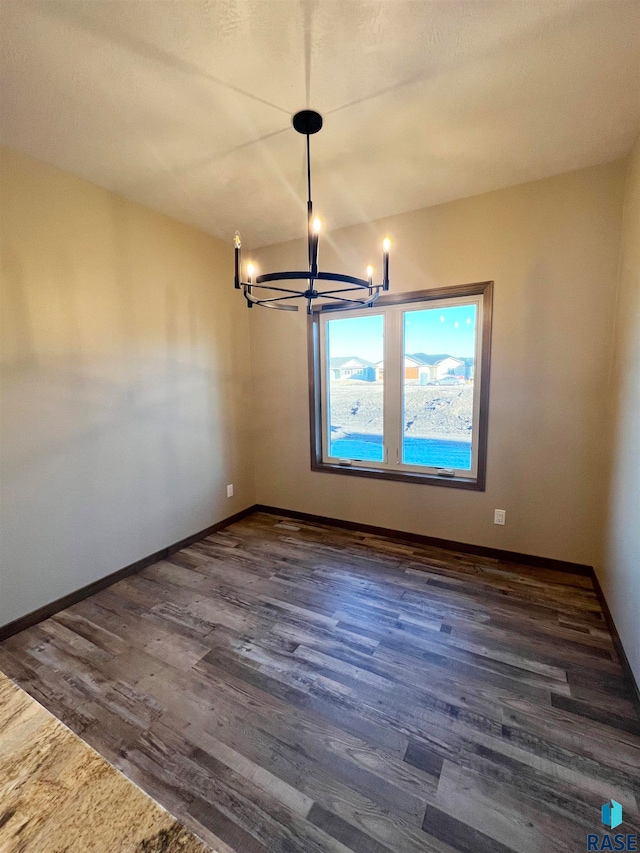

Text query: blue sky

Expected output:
[327,304,477,362]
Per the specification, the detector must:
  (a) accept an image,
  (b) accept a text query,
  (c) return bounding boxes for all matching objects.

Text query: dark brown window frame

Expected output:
[307,280,493,490]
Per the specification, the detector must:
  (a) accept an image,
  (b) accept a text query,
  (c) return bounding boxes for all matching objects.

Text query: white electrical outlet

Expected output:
[494,509,506,525]
[227,484,234,498]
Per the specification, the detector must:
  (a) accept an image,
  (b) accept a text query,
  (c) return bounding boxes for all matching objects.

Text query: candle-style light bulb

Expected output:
[247,263,255,283]
[366,264,374,295]
[383,237,391,252]
[310,218,321,276]
[234,232,242,288]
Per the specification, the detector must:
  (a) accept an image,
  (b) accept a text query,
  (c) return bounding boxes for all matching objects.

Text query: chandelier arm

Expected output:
[242,287,299,311]
[252,301,299,311]
[254,301,298,311]
[240,282,304,294]
[256,271,370,288]
[242,286,293,303]
[320,293,381,306]
[250,294,301,304]
[316,272,369,290]
[255,271,311,284]
[314,271,371,287]
[318,286,383,296]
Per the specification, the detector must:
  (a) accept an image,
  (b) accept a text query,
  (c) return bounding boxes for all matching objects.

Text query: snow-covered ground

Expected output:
[328,381,473,440]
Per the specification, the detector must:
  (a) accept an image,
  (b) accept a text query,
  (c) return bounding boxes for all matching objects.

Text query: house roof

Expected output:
[330,357,375,369]
[409,353,464,366]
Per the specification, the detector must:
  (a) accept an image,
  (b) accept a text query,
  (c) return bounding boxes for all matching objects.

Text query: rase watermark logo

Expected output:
[587,800,638,851]
[603,801,623,830]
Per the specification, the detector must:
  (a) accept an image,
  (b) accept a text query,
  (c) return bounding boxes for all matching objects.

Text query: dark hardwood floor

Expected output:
[1,511,639,852]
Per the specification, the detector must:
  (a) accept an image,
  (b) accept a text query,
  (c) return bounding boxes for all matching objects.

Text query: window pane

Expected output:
[326,314,384,462]
[402,303,477,470]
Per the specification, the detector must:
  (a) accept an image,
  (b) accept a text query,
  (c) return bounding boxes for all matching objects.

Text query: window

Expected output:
[308,282,493,489]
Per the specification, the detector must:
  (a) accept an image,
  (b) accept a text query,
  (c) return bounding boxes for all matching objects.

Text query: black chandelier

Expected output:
[234,109,390,314]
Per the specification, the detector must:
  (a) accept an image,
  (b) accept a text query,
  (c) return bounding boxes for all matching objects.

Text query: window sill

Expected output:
[311,460,485,491]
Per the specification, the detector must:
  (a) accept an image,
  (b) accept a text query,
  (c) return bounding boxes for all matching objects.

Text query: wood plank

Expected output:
[0,672,209,853]
[2,510,638,853]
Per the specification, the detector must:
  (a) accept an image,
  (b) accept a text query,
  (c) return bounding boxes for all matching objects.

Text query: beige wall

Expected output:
[2,143,634,670]
[250,162,626,566]
[601,138,640,685]
[0,146,255,626]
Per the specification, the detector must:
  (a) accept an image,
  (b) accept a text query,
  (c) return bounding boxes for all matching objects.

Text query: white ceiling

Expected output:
[2,1,639,247]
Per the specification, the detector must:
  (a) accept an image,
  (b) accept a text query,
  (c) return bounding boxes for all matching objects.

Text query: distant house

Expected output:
[329,357,376,382]
[376,353,466,382]
[376,355,425,381]
[410,353,465,382]
[404,355,427,381]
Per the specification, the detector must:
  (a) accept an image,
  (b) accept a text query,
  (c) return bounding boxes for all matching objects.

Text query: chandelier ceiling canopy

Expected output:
[234,110,390,314]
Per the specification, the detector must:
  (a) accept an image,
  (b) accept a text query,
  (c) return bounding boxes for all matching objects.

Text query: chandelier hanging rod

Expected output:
[233,109,391,314]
